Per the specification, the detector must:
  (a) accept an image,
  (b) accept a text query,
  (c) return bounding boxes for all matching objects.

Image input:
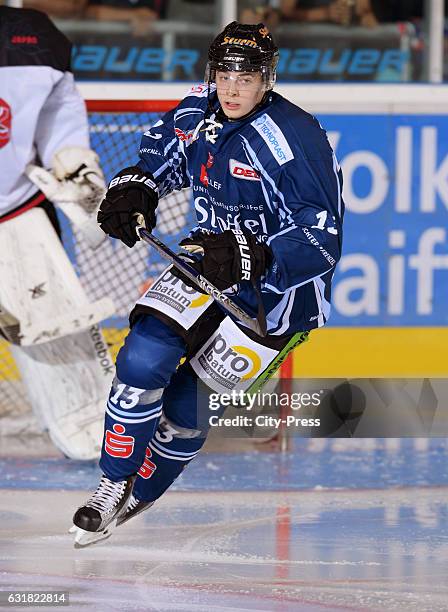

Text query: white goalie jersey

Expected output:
[0,7,112,461]
[0,6,90,215]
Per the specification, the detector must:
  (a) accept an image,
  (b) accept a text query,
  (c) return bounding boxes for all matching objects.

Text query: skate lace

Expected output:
[87,476,127,514]
[126,494,140,513]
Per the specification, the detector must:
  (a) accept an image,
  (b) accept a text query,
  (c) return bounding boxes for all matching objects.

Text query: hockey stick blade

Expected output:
[136,226,267,337]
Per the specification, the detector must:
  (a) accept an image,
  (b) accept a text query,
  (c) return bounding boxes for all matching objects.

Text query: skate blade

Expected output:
[69,521,117,548]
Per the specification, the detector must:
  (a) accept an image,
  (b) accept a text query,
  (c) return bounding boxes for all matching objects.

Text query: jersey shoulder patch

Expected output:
[173,86,209,134]
[250,113,294,166]
[183,83,210,99]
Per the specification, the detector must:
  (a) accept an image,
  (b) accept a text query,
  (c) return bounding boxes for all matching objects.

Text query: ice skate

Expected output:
[116,493,154,527]
[71,473,136,547]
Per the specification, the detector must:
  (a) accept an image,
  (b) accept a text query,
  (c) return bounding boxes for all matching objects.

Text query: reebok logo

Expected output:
[229,159,260,181]
[90,325,115,376]
[11,35,38,44]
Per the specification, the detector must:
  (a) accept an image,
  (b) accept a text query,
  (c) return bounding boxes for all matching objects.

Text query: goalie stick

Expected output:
[135,222,267,337]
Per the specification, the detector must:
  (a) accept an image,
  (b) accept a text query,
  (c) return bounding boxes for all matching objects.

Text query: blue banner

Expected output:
[323,114,448,326]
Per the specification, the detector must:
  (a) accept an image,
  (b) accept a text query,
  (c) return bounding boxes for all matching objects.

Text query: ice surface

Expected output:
[1,439,447,611]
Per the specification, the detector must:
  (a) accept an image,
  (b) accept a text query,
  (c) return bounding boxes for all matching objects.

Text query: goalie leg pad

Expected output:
[0,208,114,345]
[11,324,115,460]
[99,315,187,480]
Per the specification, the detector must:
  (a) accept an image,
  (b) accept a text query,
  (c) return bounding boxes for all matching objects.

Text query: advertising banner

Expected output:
[324,114,448,326]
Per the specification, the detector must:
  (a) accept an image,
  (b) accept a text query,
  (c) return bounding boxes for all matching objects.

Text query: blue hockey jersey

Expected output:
[138,84,344,336]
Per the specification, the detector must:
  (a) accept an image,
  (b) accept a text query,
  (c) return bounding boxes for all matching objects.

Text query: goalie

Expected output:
[72,21,345,545]
[0,6,114,459]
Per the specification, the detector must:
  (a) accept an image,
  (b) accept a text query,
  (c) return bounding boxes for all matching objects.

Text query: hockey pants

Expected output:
[99,314,225,503]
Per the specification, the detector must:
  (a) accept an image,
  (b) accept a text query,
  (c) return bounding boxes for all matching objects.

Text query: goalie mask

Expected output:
[205,21,279,93]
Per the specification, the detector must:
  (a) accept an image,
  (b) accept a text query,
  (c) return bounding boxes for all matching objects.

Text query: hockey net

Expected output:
[0,99,191,435]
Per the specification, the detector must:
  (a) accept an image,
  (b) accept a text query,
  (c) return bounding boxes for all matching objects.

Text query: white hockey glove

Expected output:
[27,146,106,212]
[26,147,107,249]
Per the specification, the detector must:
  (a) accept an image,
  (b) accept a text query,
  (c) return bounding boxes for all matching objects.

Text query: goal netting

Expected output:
[0,99,192,435]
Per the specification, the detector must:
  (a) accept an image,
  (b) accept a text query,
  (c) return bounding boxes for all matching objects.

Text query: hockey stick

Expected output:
[135,225,267,337]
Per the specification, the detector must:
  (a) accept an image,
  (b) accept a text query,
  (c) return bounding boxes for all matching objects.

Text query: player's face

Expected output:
[215,71,265,119]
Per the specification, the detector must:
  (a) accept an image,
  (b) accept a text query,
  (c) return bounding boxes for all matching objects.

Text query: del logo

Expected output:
[0,99,11,149]
[229,159,260,181]
[188,83,207,95]
[200,333,261,388]
[105,423,135,458]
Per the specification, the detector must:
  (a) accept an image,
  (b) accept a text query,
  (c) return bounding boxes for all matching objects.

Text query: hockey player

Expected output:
[72,21,344,545]
[0,7,113,459]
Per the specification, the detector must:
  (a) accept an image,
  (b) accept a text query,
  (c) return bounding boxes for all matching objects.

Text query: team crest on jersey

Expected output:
[187,83,208,97]
[175,127,194,143]
[229,159,260,181]
[0,99,11,149]
[200,152,221,189]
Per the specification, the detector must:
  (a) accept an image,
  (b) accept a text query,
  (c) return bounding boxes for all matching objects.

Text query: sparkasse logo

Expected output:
[229,159,260,181]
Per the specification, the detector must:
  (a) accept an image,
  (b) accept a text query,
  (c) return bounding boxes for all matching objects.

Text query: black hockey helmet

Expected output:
[205,21,279,90]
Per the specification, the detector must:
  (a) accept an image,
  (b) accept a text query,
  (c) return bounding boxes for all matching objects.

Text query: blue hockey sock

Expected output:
[99,315,186,481]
